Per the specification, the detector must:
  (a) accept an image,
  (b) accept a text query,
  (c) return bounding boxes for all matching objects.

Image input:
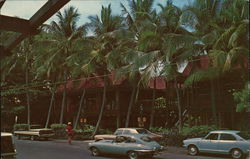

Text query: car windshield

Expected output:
[140,136,153,142]
[136,129,148,134]
[237,132,250,140]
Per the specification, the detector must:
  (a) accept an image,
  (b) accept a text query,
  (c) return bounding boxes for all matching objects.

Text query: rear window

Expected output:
[1,136,15,154]
[136,129,148,134]
[140,136,153,142]
[114,130,123,135]
[237,132,250,140]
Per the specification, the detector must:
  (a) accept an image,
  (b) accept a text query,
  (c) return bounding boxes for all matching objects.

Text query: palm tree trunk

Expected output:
[115,89,120,128]
[74,89,86,129]
[125,83,137,128]
[59,71,67,124]
[45,86,56,128]
[210,79,218,126]
[174,78,182,132]
[92,77,107,137]
[149,78,156,128]
[25,51,30,130]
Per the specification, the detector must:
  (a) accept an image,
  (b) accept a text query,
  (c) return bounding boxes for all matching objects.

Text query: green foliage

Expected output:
[149,127,169,134]
[12,106,25,114]
[180,125,217,137]
[233,83,250,112]
[152,125,217,146]
[50,124,67,138]
[155,97,167,109]
[50,123,67,129]
[14,124,29,131]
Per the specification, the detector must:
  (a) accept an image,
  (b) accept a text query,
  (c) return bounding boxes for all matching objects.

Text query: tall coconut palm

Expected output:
[182,0,249,127]
[84,4,124,136]
[122,0,196,129]
[36,6,87,124]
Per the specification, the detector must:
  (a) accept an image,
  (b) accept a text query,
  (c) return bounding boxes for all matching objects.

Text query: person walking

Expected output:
[66,122,73,144]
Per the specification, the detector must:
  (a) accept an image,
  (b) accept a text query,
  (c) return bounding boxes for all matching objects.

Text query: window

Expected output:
[115,136,125,143]
[136,128,148,134]
[205,133,218,140]
[220,134,236,140]
[237,132,250,140]
[114,130,123,135]
[125,137,136,143]
[140,136,153,142]
[123,130,132,134]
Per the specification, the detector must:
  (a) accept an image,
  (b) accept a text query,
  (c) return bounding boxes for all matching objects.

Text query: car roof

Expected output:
[117,134,149,138]
[117,128,146,130]
[209,130,240,134]
[1,132,13,136]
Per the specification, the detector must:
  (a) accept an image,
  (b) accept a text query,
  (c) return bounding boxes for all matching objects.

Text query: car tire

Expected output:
[188,145,199,156]
[90,147,100,156]
[231,148,243,159]
[30,136,36,141]
[128,151,139,159]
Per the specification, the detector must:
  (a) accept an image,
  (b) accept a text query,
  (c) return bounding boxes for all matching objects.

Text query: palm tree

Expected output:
[1,34,36,129]
[121,0,195,129]
[85,4,124,136]
[182,0,249,127]
[36,6,86,124]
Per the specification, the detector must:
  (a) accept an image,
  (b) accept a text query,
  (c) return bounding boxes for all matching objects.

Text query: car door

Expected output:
[198,133,219,153]
[104,136,126,155]
[217,133,237,154]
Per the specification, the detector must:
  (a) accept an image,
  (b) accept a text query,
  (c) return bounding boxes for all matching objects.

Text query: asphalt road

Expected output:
[14,138,230,159]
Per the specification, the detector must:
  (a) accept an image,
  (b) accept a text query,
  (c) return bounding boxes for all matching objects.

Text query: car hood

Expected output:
[94,134,116,138]
[184,138,202,142]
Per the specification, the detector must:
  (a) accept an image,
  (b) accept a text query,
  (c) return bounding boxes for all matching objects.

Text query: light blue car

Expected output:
[88,134,165,159]
[183,130,250,159]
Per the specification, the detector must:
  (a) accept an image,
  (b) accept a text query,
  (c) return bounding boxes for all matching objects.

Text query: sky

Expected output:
[1,0,192,27]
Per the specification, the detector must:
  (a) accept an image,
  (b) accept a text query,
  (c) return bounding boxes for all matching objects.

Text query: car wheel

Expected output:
[128,151,139,159]
[231,149,243,159]
[90,147,100,156]
[30,136,36,141]
[188,145,199,156]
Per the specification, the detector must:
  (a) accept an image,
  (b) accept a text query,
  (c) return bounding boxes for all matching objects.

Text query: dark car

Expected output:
[1,132,17,159]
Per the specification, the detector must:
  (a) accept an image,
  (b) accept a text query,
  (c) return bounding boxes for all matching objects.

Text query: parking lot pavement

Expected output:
[79,140,229,159]
[15,138,236,159]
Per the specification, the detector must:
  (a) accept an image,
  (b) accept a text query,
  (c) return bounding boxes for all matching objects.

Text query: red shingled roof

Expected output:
[58,55,247,92]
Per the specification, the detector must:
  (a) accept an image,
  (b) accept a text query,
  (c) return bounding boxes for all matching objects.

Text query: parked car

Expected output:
[94,128,163,142]
[1,132,17,159]
[14,125,54,140]
[183,130,250,159]
[89,134,165,159]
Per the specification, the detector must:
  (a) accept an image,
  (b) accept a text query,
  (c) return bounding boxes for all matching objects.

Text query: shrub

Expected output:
[82,124,95,135]
[13,124,29,131]
[154,125,217,146]
[50,123,67,138]
[181,125,217,138]
[149,127,170,134]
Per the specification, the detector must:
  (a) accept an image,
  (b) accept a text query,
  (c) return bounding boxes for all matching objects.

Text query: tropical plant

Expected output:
[233,82,250,112]
[84,4,124,136]
[35,6,87,124]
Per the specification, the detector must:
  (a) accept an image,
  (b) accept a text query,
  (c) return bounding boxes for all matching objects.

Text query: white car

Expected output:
[183,130,250,159]
[94,128,162,141]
